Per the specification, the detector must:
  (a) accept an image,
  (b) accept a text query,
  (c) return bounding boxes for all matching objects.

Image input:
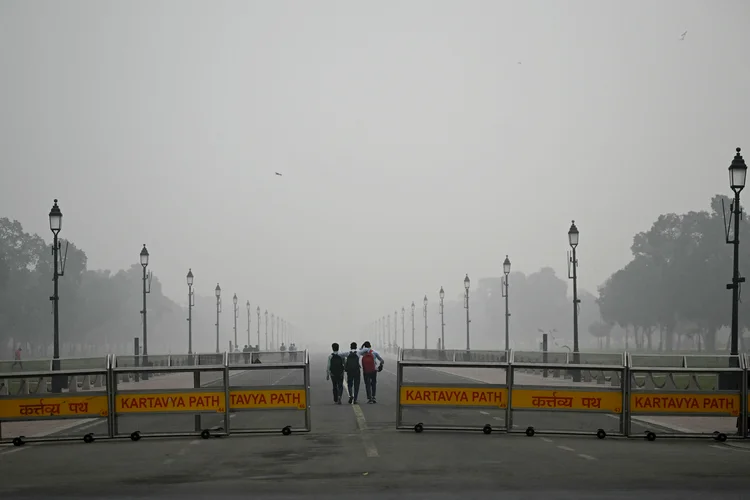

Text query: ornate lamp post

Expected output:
[464,274,471,351]
[567,221,581,382]
[215,284,222,354]
[502,256,511,351]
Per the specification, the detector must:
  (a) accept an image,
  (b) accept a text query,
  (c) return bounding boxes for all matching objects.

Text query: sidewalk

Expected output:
[0,371,228,440]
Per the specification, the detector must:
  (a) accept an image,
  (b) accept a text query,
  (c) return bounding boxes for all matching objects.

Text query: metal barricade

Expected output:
[111,352,229,441]
[225,350,311,435]
[396,348,509,434]
[628,353,746,442]
[508,350,627,439]
[0,356,111,446]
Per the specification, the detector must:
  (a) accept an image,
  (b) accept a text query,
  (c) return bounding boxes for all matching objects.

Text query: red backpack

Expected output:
[362,350,377,373]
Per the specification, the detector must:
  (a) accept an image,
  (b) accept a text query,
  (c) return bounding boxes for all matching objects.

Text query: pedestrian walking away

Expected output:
[359,341,384,404]
[345,342,361,404]
[12,347,23,369]
[326,343,346,404]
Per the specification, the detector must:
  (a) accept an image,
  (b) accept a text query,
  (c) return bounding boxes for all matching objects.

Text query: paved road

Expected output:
[0,352,749,499]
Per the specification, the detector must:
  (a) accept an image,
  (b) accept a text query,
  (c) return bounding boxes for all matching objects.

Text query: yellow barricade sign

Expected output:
[631,393,740,416]
[116,392,225,413]
[230,389,306,410]
[399,386,507,408]
[511,389,622,413]
[0,395,109,419]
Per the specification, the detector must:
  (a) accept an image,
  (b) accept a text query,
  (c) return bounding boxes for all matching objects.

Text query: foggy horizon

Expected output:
[2,0,750,341]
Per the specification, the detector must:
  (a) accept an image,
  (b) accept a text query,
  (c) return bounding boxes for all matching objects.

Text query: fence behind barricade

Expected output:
[226,350,310,435]
[0,356,110,446]
[396,348,510,434]
[508,351,627,438]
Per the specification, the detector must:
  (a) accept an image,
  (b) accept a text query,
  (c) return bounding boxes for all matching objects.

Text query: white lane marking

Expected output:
[578,454,597,461]
[493,416,504,421]
[541,437,554,443]
[557,445,576,452]
[0,447,26,456]
[711,444,750,453]
[343,385,379,458]
[479,411,489,415]
[190,440,201,445]
[177,448,188,456]
[605,413,697,434]
[163,458,174,465]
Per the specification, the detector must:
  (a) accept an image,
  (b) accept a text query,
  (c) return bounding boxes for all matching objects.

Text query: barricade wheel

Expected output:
[482,424,492,435]
[525,427,535,437]
[83,433,95,444]
[717,433,727,443]
[596,429,606,440]
[414,423,424,433]
[130,431,141,442]
[645,431,656,442]
[12,437,24,447]
[201,429,211,439]
[281,426,292,436]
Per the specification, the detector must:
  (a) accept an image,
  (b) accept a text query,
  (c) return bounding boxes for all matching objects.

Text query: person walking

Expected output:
[360,341,384,404]
[12,347,22,369]
[344,342,361,404]
[326,343,346,404]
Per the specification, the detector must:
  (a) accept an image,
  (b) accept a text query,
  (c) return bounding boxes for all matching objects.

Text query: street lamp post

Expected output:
[502,256,511,352]
[215,284,222,354]
[271,313,278,351]
[246,300,251,347]
[264,310,268,351]
[232,294,238,351]
[726,148,747,357]
[464,274,470,351]
[256,306,261,349]
[394,310,398,350]
[382,316,386,349]
[187,269,194,355]
[439,287,445,351]
[411,302,415,349]
[48,200,68,393]
[423,295,428,350]
[276,316,280,347]
[401,306,405,350]
[387,314,391,352]
[567,221,581,382]
[140,245,152,379]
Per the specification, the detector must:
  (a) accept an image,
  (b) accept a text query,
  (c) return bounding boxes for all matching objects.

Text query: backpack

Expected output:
[362,350,377,373]
[330,354,345,377]
[345,351,360,373]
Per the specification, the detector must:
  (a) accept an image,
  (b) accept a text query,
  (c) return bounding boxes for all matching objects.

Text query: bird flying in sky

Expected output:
[275,172,282,176]
[680,31,688,40]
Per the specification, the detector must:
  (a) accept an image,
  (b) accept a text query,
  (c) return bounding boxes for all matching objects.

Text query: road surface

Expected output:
[1,352,749,499]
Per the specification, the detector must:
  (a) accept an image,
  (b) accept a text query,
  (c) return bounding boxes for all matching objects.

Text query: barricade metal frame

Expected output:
[395,348,510,434]
[396,349,750,442]
[225,350,311,435]
[508,351,628,438]
[111,352,230,441]
[0,355,111,446]
[628,353,746,441]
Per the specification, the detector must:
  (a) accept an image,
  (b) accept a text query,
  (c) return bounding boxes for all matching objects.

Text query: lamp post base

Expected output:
[50,358,65,393]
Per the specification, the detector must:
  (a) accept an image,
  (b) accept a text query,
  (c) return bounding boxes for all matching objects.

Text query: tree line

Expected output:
[0,217,255,360]
[593,194,750,352]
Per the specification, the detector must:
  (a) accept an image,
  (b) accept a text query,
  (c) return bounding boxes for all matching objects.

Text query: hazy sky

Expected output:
[1,0,749,338]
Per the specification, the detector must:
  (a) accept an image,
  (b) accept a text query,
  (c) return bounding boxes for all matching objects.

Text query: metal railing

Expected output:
[0,350,310,447]
[396,349,749,441]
